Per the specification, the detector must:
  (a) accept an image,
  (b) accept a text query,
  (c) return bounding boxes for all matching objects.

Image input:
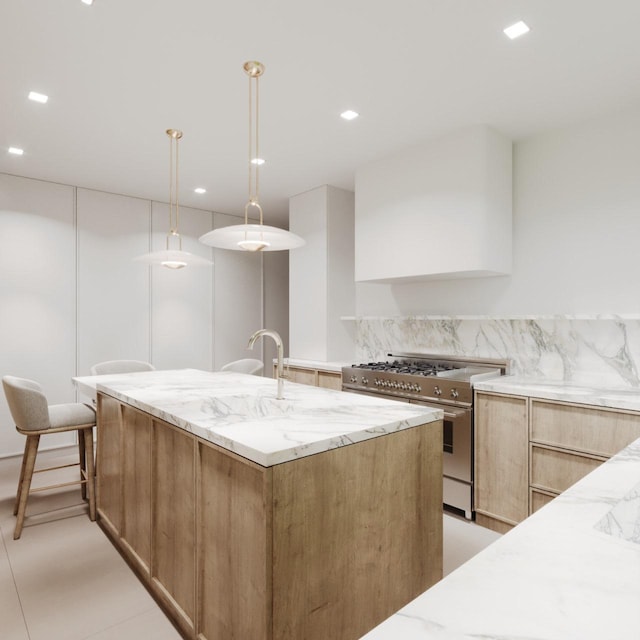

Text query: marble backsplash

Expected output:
[355,316,640,388]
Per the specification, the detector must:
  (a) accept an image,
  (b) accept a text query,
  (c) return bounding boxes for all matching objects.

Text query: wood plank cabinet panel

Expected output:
[530,444,604,495]
[530,399,640,458]
[474,392,528,530]
[287,366,317,386]
[199,444,271,640]
[96,394,123,535]
[317,370,342,390]
[152,421,196,634]
[121,405,152,574]
[271,422,442,640]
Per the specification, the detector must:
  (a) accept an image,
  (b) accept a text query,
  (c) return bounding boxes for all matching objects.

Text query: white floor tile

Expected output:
[0,532,29,640]
[443,513,502,576]
[82,608,182,640]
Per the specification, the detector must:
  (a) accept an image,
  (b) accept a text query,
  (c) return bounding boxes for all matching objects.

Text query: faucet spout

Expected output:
[247,329,285,399]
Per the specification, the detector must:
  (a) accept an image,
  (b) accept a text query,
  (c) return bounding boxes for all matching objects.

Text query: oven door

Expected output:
[409,400,472,484]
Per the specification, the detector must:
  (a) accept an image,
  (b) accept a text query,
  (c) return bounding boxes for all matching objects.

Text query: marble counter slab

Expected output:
[475,375,640,412]
[73,369,441,467]
[362,436,640,640]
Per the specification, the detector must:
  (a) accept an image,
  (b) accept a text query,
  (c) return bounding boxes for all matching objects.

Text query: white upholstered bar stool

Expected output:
[2,376,97,539]
[220,358,264,375]
[90,360,155,375]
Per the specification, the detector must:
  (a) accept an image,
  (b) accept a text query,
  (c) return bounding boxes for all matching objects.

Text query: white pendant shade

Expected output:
[199,224,305,252]
[134,248,212,268]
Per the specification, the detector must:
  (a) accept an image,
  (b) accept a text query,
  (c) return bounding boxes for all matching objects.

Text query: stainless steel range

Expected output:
[342,353,508,519]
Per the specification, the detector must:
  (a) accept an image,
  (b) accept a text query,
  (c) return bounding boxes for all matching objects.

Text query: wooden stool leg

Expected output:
[83,427,96,522]
[78,429,87,500]
[14,438,30,516]
[14,435,40,540]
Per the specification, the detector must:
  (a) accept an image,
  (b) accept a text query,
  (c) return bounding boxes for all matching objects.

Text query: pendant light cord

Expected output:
[166,129,183,251]
[246,68,264,227]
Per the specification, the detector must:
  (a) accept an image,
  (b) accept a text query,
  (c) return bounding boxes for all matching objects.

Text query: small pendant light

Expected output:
[135,129,212,269]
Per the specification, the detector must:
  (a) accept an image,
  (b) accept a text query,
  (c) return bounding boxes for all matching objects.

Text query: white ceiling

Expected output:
[2,0,640,227]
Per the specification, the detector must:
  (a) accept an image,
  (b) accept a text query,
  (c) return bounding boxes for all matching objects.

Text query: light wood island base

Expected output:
[96,393,443,640]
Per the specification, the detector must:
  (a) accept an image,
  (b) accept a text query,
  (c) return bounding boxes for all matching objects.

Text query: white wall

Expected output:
[0,175,77,455]
[213,212,264,370]
[356,106,640,316]
[151,202,214,370]
[289,185,355,362]
[263,251,289,374]
[0,174,273,457]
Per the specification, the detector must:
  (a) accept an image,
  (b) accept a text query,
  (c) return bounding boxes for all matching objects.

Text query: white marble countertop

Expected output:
[362,436,640,640]
[475,375,640,412]
[73,369,441,467]
[272,358,350,373]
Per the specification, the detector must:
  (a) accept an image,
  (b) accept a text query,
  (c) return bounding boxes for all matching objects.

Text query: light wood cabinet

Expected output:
[273,363,343,390]
[474,392,529,533]
[528,399,640,514]
[96,392,443,640]
[474,392,640,527]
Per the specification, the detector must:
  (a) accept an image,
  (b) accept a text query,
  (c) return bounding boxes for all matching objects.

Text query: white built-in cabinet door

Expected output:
[0,175,76,455]
[76,189,151,376]
[150,203,214,370]
[213,212,263,370]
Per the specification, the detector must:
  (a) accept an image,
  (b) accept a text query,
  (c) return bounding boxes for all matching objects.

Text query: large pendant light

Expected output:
[135,129,212,269]
[199,62,305,252]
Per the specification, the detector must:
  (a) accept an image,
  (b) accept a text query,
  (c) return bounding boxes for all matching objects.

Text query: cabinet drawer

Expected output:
[529,488,556,515]
[530,444,604,494]
[530,400,640,457]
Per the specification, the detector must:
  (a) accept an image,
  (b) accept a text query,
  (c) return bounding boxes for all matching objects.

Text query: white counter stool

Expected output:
[90,360,155,375]
[2,376,97,539]
[220,358,264,375]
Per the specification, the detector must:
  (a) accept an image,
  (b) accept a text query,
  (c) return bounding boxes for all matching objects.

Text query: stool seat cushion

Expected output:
[48,403,96,429]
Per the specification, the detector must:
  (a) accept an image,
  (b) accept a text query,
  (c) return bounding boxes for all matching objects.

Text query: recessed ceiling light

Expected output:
[28,91,48,104]
[340,110,359,121]
[250,157,265,165]
[194,187,207,194]
[81,0,94,5]
[8,147,24,156]
[503,21,530,39]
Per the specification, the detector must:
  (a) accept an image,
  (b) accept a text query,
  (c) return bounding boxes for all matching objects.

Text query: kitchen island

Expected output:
[82,369,443,640]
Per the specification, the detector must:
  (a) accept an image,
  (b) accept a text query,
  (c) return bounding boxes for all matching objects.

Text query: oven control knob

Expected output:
[374,378,380,386]
[434,386,442,396]
[393,381,400,389]
[450,389,459,399]
[361,377,368,385]
[350,376,357,384]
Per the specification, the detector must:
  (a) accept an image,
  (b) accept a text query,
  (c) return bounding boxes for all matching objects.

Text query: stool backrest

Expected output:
[90,360,156,375]
[2,376,50,431]
[220,358,264,375]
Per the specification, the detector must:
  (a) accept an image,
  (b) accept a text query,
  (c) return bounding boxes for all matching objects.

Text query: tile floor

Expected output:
[0,446,501,640]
